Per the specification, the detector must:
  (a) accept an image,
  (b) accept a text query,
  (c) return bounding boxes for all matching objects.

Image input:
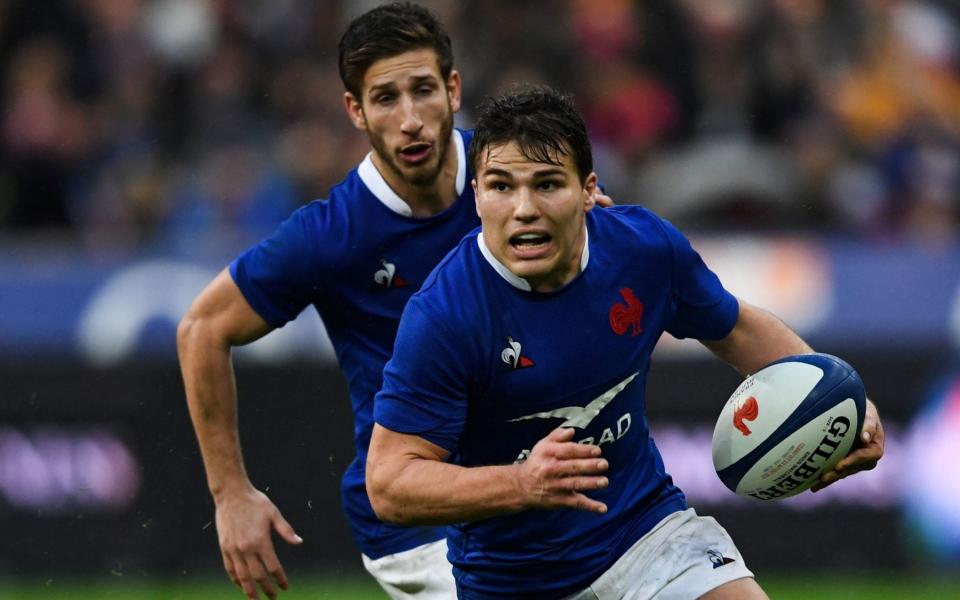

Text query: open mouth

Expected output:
[509,232,552,252]
[399,142,432,164]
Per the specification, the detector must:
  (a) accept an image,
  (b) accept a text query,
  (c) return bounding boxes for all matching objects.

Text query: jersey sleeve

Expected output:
[229,205,324,328]
[657,216,739,340]
[374,297,469,452]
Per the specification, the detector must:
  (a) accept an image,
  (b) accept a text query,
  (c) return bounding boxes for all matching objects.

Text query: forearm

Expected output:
[703,300,813,376]
[367,456,526,525]
[178,319,251,499]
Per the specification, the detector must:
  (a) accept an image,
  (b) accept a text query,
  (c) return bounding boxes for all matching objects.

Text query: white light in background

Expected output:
[0,426,140,513]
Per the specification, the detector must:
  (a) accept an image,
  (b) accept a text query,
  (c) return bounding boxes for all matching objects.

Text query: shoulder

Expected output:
[415,227,482,296]
[408,227,485,317]
[289,166,375,234]
[590,205,677,251]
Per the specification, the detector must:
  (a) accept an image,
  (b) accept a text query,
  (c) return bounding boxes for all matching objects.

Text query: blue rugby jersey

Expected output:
[375,205,739,598]
[229,129,478,559]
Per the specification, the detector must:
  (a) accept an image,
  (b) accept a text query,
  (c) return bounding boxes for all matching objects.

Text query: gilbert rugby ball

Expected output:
[712,353,865,500]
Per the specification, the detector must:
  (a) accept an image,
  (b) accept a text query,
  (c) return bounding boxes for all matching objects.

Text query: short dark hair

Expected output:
[338,2,454,99]
[469,84,593,183]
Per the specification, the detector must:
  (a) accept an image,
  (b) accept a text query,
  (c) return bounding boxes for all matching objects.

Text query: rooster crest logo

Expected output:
[501,336,535,369]
[374,259,408,288]
[733,396,759,436]
[609,287,643,336]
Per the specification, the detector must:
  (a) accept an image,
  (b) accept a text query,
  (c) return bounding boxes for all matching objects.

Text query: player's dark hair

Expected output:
[469,84,593,184]
[338,2,454,99]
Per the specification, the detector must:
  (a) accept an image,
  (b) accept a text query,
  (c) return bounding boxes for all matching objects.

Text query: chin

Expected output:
[404,162,442,185]
[509,262,551,281]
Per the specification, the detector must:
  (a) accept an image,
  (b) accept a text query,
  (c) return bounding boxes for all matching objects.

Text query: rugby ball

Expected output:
[712,353,866,500]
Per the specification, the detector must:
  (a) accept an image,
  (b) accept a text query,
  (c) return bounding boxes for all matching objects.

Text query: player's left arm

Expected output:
[701,299,884,492]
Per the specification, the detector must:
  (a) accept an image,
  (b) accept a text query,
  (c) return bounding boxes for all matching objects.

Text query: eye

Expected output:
[375,94,396,106]
[416,85,435,96]
[487,181,510,193]
[538,180,561,192]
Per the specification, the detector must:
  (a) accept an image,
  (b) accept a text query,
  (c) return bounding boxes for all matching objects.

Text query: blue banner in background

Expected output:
[0,236,957,364]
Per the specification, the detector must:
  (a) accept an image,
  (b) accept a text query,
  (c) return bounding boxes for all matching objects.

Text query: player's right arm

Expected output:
[177,269,302,600]
[368,292,608,525]
[366,424,609,525]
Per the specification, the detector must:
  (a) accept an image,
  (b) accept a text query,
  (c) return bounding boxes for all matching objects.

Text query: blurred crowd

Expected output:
[1,0,958,255]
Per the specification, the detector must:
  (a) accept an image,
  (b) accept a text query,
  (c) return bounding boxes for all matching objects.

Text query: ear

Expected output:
[446,70,462,114]
[344,92,367,131]
[583,172,598,212]
[471,178,480,217]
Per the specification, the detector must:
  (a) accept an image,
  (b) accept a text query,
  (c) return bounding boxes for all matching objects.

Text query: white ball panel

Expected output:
[734,398,860,500]
[712,361,825,470]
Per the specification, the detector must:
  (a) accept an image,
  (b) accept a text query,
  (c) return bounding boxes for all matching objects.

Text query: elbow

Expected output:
[368,491,404,525]
[176,311,202,359]
[366,464,413,525]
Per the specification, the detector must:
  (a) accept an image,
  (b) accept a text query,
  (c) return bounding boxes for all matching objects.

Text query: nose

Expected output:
[399,96,423,136]
[513,187,541,222]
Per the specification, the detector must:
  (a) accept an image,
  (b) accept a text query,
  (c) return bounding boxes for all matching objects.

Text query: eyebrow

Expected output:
[481,167,514,179]
[410,74,439,86]
[532,167,567,177]
[367,82,399,96]
[481,166,568,179]
[368,74,438,95]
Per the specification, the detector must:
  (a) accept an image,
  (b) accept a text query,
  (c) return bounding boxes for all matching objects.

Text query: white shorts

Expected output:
[361,539,456,600]
[564,508,755,600]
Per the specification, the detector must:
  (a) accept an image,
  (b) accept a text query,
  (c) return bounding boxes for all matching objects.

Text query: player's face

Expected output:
[344,48,461,189]
[473,141,597,293]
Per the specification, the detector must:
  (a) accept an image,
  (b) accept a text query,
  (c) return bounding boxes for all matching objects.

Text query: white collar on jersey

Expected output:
[357,129,467,217]
[476,226,590,292]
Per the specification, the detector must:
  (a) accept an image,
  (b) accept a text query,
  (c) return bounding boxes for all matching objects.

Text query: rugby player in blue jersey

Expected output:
[367,84,885,599]
[177,5,620,600]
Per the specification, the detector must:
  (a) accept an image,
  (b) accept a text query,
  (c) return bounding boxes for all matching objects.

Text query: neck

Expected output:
[371,135,459,218]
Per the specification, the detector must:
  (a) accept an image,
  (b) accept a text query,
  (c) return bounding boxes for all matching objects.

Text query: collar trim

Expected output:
[476,226,590,292]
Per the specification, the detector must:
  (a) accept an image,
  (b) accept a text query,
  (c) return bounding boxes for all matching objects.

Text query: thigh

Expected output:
[576,508,756,600]
[699,576,768,600]
[645,512,756,600]
[361,539,456,600]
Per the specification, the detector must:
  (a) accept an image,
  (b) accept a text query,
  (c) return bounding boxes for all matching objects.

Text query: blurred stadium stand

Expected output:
[1,0,960,578]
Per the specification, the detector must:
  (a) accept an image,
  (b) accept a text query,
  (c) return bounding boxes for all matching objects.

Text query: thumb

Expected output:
[273,513,303,545]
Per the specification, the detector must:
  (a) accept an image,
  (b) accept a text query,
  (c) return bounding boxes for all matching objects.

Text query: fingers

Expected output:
[230,549,281,600]
[267,514,299,591]
[860,399,880,445]
[230,552,261,599]
[273,513,304,546]
[215,491,299,599]
[261,552,289,594]
[811,401,886,494]
[541,486,608,513]
[259,535,290,593]
[547,427,577,442]
[522,428,610,510]
[834,445,881,473]
[223,552,240,587]
[570,492,608,514]
[244,553,277,600]
[552,441,602,460]
[592,191,615,207]
[552,457,608,478]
